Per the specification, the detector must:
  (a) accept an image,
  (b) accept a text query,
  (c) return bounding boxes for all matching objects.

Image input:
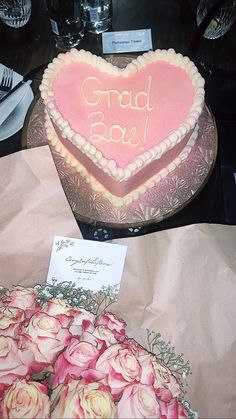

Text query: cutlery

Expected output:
[0,78,31,105]
[0,68,13,98]
[0,62,48,106]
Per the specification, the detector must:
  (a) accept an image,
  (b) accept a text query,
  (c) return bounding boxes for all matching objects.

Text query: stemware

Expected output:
[0,0,31,28]
[196,0,236,39]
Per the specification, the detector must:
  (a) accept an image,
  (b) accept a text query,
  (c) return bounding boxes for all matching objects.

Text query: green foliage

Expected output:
[147,329,191,388]
[34,279,119,316]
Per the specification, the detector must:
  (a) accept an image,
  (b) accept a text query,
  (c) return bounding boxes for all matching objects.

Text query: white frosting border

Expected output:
[45,111,199,207]
[40,48,205,183]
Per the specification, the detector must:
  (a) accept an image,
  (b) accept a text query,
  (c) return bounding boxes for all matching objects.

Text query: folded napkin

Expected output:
[0,64,32,126]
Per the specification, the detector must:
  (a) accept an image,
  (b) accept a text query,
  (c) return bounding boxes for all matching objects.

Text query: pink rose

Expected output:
[155,387,173,403]
[69,308,95,336]
[95,312,126,342]
[138,353,182,398]
[151,357,181,398]
[159,397,188,419]
[0,286,38,316]
[41,298,74,328]
[117,383,161,418]
[134,351,156,386]
[124,338,156,386]
[0,379,50,419]
[20,312,71,366]
[51,378,117,419]
[78,326,118,356]
[93,325,119,347]
[0,383,10,400]
[0,336,33,385]
[41,300,95,333]
[125,337,149,357]
[79,330,107,353]
[51,337,100,388]
[0,307,24,337]
[95,343,141,399]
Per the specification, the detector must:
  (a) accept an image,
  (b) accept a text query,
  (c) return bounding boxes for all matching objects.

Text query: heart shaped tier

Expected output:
[40,49,205,206]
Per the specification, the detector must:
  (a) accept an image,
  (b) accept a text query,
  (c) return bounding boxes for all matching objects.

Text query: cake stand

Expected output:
[22,56,217,229]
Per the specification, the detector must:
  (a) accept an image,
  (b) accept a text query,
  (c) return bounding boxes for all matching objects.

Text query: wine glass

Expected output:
[196,0,236,39]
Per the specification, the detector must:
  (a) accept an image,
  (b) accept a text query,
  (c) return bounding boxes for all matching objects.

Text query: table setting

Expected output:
[0,64,33,141]
[0,0,236,418]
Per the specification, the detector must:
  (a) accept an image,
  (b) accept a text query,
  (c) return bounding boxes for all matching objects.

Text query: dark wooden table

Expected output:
[0,0,236,240]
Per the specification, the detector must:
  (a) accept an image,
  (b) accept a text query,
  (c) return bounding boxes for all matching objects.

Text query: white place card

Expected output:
[102,29,153,54]
[47,236,127,292]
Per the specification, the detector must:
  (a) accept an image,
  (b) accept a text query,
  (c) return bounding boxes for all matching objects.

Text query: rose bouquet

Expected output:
[0,284,196,418]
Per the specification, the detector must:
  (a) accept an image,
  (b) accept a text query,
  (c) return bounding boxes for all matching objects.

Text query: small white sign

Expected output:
[47,236,127,292]
[102,29,153,54]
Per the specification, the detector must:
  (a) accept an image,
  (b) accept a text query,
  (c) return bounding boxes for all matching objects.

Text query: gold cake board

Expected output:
[22,95,217,229]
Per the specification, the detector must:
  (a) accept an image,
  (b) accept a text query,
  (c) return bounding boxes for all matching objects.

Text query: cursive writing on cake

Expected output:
[82,75,153,148]
[82,75,153,110]
[89,112,149,148]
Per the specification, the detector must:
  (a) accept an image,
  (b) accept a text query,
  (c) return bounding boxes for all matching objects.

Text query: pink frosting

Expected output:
[53,61,194,167]
[52,122,192,197]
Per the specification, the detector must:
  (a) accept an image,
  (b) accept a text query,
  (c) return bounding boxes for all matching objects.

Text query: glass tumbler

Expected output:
[81,0,112,34]
[0,0,31,28]
[196,0,236,39]
[47,0,84,51]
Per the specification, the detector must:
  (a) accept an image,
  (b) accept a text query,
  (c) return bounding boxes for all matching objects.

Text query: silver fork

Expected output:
[0,68,14,98]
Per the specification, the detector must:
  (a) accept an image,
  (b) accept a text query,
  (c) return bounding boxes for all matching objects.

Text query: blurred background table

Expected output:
[0,0,236,240]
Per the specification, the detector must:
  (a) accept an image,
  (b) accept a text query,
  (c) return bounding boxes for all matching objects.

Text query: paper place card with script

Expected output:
[102,29,153,54]
[47,236,127,292]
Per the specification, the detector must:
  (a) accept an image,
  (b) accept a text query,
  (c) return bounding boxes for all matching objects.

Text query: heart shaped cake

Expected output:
[40,48,204,206]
